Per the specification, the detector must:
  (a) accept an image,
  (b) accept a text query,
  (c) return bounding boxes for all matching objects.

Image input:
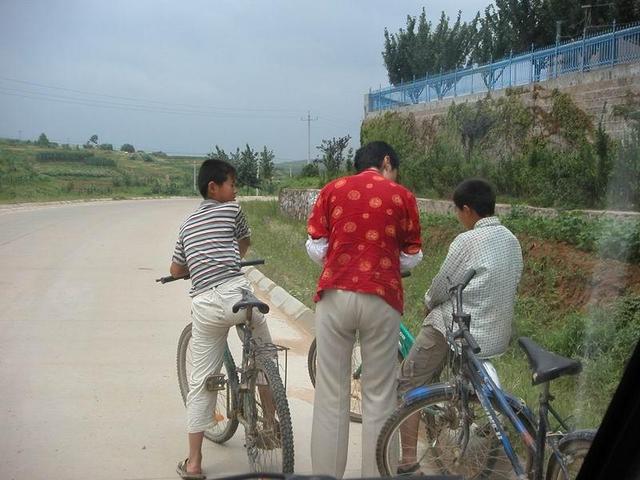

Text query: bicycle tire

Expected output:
[376,387,535,479]
[176,323,240,443]
[244,355,295,473]
[545,429,596,480]
[307,337,403,424]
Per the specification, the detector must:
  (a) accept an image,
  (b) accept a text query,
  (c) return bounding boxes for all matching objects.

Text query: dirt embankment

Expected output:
[425,226,640,311]
[521,237,640,309]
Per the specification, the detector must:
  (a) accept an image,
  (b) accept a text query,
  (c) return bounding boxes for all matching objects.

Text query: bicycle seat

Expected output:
[518,337,582,385]
[232,289,270,314]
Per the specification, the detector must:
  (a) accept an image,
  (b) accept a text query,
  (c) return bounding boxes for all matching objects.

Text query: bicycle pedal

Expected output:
[205,373,226,392]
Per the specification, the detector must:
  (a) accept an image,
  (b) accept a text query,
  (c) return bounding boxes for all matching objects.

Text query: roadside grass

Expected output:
[240,199,639,430]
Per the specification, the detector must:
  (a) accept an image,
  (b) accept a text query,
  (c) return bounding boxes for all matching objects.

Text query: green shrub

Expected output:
[84,156,116,167]
[36,150,93,162]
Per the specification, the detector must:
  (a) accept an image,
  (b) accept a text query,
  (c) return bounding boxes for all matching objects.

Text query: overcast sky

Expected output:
[1,1,487,162]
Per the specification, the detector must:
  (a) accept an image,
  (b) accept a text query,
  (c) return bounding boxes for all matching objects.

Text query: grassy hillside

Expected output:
[0,140,200,203]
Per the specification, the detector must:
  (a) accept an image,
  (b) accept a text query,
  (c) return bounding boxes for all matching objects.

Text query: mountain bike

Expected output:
[376,269,595,480]
[157,259,295,474]
[306,271,414,423]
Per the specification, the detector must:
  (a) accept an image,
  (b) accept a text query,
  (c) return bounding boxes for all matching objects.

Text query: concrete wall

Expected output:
[364,62,640,140]
[279,188,640,222]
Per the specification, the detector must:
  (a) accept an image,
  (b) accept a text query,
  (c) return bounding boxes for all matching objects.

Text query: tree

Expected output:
[258,146,275,182]
[237,144,258,187]
[36,133,50,146]
[98,143,113,151]
[120,143,135,153]
[382,8,477,100]
[316,135,352,177]
[89,134,99,145]
[208,145,230,164]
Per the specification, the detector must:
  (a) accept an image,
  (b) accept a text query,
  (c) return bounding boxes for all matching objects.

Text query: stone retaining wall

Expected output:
[364,62,640,140]
[279,188,640,222]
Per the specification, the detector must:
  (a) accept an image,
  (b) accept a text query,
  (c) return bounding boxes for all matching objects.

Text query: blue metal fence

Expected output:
[368,23,640,112]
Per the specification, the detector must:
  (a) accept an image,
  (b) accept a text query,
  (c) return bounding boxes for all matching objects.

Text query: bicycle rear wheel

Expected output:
[545,429,595,480]
[307,337,403,424]
[244,355,294,473]
[176,323,239,444]
[376,388,534,479]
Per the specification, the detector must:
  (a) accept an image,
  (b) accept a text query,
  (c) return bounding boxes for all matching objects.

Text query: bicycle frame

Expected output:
[398,322,415,358]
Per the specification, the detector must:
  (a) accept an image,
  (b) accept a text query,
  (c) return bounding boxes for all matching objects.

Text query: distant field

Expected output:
[0,140,202,202]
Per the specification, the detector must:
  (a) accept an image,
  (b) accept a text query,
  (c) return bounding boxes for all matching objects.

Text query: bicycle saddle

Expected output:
[518,337,582,386]
[232,289,270,314]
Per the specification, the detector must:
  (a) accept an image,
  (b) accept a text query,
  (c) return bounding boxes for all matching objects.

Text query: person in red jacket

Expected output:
[306,141,423,478]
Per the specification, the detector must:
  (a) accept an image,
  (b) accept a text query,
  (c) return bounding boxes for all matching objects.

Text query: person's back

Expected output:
[175,199,246,297]
[425,217,523,358]
[306,141,423,479]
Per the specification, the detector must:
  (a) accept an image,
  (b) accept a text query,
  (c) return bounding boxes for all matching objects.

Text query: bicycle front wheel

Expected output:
[376,388,534,479]
[545,429,595,480]
[176,323,239,444]
[244,355,294,473]
[307,337,403,424]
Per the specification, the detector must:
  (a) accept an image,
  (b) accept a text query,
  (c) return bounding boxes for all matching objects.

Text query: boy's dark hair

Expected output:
[354,141,399,172]
[197,158,236,199]
[453,178,496,217]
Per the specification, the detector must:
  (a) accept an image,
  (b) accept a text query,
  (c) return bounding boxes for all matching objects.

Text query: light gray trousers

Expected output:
[187,275,272,433]
[311,289,401,478]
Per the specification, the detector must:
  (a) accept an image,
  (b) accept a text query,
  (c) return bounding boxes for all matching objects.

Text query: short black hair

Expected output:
[453,178,496,217]
[197,158,236,199]
[353,141,399,172]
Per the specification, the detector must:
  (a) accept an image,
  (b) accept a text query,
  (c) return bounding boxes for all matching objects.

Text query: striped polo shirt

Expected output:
[172,199,251,297]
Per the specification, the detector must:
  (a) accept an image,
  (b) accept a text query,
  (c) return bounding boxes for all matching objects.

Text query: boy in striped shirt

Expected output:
[170,158,273,479]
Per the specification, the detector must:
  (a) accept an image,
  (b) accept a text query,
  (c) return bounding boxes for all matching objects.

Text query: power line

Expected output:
[0,76,304,114]
[0,86,303,120]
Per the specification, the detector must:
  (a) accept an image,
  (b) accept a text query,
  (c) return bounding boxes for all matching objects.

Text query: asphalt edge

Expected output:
[243,266,316,336]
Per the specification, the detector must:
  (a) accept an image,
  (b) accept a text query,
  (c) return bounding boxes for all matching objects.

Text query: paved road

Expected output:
[0,198,363,480]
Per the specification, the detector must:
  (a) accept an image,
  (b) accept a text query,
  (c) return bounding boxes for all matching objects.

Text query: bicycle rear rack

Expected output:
[254,342,289,390]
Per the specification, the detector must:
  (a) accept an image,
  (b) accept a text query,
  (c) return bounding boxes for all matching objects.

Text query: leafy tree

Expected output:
[89,134,99,145]
[98,143,113,151]
[36,133,50,146]
[258,146,275,182]
[382,8,477,100]
[229,147,241,168]
[316,135,352,177]
[300,162,320,178]
[209,145,230,164]
[237,144,258,187]
[120,143,135,153]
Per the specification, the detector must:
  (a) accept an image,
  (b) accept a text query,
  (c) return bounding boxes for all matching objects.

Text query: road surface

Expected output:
[0,198,364,480]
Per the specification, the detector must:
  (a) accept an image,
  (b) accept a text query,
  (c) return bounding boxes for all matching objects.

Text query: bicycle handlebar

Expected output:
[155,259,265,284]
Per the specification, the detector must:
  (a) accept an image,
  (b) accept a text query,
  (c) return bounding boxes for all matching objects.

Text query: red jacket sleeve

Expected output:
[307,189,330,239]
[402,191,422,255]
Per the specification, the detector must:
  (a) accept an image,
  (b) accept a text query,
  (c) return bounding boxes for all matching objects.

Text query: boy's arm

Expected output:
[238,237,251,258]
[170,261,189,278]
[424,236,466,309]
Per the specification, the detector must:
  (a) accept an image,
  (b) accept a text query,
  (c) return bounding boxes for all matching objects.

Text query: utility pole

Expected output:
[582,3,615,36]
[300,110,318,164]
[193,160,196,193]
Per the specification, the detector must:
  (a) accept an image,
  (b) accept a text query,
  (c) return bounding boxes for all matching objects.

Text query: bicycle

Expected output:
[157,259,295,474]
[376,269,596,480]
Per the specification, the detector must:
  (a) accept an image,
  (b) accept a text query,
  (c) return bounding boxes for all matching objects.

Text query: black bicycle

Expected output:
[376,269,595,480]
[157,259,295,473]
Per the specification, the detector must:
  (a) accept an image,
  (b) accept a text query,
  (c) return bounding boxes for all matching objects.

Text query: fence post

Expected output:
[508,49,513,87]
[530,44,534,84]
[581,32,586,71]
[454,67,457,97]
[611,20,617,66]
[554,37,559,78]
